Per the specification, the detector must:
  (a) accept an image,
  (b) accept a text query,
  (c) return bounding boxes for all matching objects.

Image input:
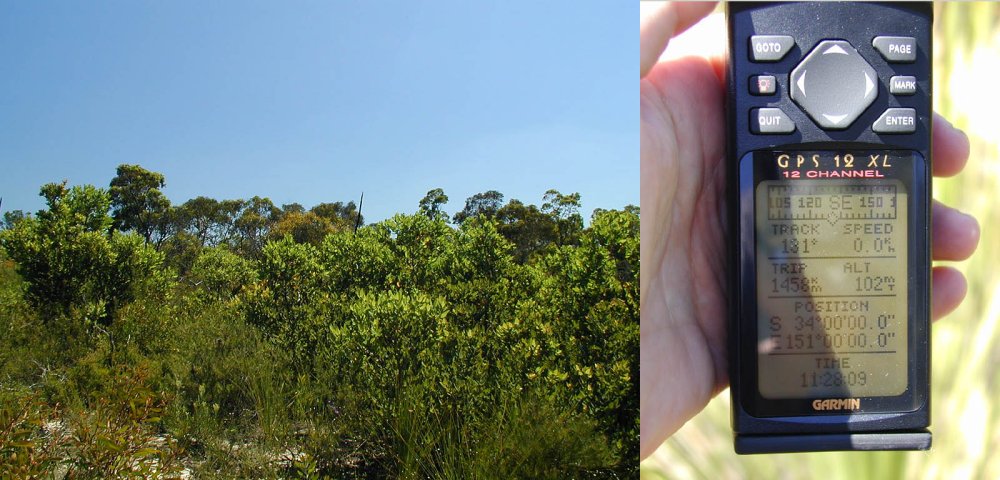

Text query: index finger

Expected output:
[932,113,971,177]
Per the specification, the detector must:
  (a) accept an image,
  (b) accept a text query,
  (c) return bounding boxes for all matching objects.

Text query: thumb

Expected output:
[641,1,718,78]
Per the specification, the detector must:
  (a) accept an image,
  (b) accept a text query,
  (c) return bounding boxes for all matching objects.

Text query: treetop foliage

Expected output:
[109,164,169,243]
[3,164,637,267]
[452,189,504,225]
[419,187,450,221]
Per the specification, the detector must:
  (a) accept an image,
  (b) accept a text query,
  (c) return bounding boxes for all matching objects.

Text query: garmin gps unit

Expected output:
[726,2,932,454]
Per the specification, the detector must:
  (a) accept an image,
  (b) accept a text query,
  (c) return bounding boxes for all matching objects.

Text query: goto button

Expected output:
[750,108,796,134]
[749,35,794,62]
[873,108,917,133]
[873,36,917,63]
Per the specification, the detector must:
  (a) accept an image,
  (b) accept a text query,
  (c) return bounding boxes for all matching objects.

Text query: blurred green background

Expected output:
[642,3,1000,479]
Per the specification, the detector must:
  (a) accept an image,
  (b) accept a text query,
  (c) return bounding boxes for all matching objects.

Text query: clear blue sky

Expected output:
[0,1,635,223]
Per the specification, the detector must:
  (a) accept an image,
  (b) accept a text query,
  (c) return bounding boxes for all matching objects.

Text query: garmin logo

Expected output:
[812,398,861,411]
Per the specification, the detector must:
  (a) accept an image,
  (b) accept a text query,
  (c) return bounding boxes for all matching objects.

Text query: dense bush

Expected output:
[162,300,293,442]
[0,171,638,477]
[241,210,639,473]
[242,237,327,371]
[0,183,170,329]
[188,246,257,301]
[531,208,640,458]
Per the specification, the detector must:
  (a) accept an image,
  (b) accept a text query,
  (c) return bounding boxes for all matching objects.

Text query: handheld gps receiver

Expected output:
[727,2,932,454]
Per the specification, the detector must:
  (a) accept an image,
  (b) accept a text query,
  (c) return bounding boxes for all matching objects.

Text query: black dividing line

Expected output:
[767,255,897,260]
[766,350,897,356]
[766,294,897,299]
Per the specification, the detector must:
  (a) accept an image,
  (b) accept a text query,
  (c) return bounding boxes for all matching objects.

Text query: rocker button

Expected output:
[790,40,878,129]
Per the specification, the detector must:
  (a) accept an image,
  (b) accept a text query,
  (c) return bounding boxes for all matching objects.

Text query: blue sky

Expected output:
[0,1,635,223]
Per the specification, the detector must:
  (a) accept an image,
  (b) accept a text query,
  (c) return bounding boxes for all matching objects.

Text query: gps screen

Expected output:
[754,152,910,399]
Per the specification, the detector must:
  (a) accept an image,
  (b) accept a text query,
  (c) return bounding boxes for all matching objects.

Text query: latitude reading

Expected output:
[755,176,908,399]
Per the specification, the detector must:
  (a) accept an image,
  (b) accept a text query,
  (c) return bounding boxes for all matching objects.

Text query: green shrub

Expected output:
[375,214,454,289]
[243,236,327,371]
[319,227,395,294]
[528,207,640,462]
[0,204,112,320]
[164,301,293,438]
[188,246,257,301]
[1,199,639,476]
[0,183,171,330]
[159,230,202,276]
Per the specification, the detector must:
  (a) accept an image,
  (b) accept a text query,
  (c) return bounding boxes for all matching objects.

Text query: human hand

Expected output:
[639,2,981,460]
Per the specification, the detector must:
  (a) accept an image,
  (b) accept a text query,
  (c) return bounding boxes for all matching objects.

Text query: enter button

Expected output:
[873,108,917,133]
[889,76,917,95]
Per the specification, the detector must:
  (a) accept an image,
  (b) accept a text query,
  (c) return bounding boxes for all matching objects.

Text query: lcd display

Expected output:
[754,153,910,400]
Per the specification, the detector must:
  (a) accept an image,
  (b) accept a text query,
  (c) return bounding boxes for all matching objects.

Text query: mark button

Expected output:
[889,76,917,95]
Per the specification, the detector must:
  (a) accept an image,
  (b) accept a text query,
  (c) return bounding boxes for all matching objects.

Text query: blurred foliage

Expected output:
[643,4,1000,479]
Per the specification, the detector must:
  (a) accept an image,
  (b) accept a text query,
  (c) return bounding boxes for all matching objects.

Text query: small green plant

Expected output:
[0,389,67,478]
[64,366,185,479]
[289,452,327,480]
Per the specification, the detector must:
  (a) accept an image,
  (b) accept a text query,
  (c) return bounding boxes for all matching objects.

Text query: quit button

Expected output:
[750,108,796,134]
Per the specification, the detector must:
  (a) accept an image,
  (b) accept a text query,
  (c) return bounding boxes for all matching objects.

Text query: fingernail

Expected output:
[966,211,979,228]
[959,210,980,234]
[967,214,981,247]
